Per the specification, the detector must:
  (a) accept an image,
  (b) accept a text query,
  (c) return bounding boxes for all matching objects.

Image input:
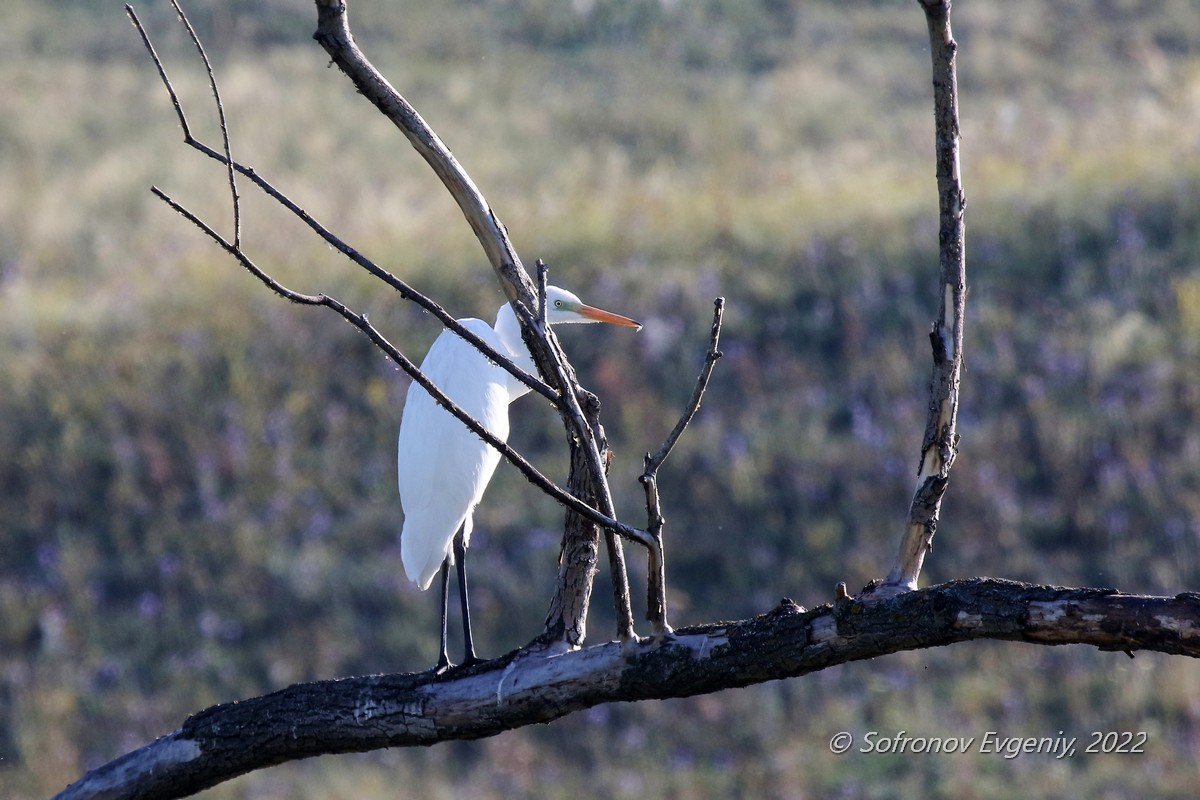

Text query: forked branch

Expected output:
[125,4,557,406]
[131,0,659,642]
[309,0,649,637]
[127,2,654,558]
[638,297,726,632]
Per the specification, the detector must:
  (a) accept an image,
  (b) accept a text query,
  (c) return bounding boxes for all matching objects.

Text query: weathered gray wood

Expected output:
[884,0,968,592]
[55,580,1200,800]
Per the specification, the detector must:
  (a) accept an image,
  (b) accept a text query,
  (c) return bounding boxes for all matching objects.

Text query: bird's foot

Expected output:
[442,654,486,676]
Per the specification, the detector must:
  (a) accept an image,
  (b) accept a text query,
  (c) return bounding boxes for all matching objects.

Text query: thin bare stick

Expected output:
[646,297,725,473]
[126,5,193,138]
[637,297,725,633]
[166,0,241,247]
[127,4,558,406]
[312,0,534,307]
[536,259,549,326]
[880,0,967,594]
[602,522,635,638]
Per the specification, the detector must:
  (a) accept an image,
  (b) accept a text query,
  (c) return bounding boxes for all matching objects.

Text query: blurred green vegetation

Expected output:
[4,0,1200,797]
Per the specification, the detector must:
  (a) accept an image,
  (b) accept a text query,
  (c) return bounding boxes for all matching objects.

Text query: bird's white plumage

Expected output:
[397,287,639,595]
[398,317,527,589]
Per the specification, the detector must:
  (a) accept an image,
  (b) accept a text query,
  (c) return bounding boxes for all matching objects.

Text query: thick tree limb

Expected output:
[55,579,1200,800]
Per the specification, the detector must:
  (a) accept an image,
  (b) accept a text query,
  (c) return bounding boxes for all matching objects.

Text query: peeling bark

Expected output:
[56,580,1200,800]
[884,0,968,591]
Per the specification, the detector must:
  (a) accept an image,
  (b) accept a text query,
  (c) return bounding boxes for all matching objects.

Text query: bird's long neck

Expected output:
[494,302,535,395]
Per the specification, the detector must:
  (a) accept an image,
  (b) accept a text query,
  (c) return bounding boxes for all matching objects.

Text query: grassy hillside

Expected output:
[4,1,1200,797]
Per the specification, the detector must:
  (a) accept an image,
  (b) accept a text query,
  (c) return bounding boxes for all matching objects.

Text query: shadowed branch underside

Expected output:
[56,580,1200,800]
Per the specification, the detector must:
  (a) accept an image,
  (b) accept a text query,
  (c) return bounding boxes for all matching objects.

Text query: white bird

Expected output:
[398,286,640,670]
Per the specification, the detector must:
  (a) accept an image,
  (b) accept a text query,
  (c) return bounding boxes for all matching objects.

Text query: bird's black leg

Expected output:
[434,556,452,674]
[453,529,483,668]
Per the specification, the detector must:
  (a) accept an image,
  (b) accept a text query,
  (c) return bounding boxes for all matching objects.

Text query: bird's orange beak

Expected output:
[576,304,642,330]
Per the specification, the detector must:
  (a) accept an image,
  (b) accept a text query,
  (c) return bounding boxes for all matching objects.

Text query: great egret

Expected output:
[398,286,640,670]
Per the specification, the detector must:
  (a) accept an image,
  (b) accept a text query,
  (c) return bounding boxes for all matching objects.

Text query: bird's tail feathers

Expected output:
[401,517,461,591]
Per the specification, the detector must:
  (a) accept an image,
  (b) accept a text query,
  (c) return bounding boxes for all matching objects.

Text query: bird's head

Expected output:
[545,286,641,330]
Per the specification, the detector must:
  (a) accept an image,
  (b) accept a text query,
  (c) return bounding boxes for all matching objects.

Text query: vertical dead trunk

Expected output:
[882,0,967,593]
[543,392,633,646]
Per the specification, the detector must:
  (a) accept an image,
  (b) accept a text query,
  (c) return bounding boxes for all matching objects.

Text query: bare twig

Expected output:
[601,514,635,638]
[125,4,193,138]
[879,0,967,594]
[645,298,725,473]
[128,2,242,246]
[167,0,241,248]
[125,4,557,405]
[638,298,726,633]
[536,259,549,326]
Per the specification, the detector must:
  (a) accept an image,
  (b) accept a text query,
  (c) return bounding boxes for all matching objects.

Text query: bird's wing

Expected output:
[398,320,513,590]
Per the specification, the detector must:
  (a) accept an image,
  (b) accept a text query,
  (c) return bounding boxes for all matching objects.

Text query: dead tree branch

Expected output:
[644,298,725,473]
[309,0,648,638]
[130,0,669,641]
[310,0,531,306]
[879,0,968,594]
[637,298,726,633]
[170,0,240,248]
[55,580,1200,800]
[125,4,557,405]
